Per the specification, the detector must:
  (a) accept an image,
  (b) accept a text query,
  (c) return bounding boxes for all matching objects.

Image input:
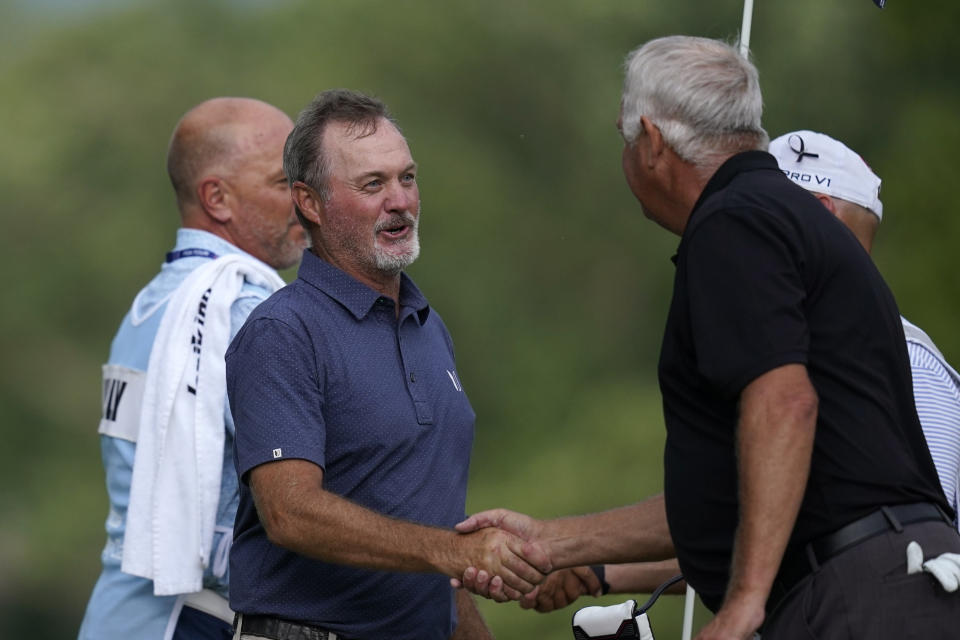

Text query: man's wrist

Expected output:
[422,527,464,578]
[589,565,610,594]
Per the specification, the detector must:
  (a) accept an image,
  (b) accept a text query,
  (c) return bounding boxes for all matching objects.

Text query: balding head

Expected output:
[164,97,308,269]
[167,97,280,212]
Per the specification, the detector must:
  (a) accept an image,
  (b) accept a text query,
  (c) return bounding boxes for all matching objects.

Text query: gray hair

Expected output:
[283,89,397,216]
[620,36,768,167]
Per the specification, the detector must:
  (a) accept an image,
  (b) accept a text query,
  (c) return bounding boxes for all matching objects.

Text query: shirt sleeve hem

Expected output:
[238,454,326,484]
[724,351,808,397]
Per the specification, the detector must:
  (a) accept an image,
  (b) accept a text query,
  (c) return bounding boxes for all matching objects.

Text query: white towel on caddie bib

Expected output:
[122,253,285,595]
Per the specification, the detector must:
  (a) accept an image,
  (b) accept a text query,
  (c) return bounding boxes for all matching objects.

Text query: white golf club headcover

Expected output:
[572,600,655,640]
[906,540,960,592]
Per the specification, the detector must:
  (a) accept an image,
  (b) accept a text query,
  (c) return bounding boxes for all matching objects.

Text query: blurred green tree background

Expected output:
[1,0,958,637]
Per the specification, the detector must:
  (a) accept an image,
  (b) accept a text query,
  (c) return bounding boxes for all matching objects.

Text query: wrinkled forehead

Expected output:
[323,118,413,173]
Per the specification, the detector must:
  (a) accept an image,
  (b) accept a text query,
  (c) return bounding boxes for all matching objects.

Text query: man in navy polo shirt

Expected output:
[225,89,550,640]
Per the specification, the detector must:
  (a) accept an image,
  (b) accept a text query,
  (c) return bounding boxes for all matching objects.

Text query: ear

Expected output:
[292,181,323,226]
[196,176,232,223]
[637,116,667,168]
[639,116,665,166]
[814,192,837,215]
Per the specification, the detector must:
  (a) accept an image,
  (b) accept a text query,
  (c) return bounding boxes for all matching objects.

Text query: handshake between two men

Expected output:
[449,495,679,613]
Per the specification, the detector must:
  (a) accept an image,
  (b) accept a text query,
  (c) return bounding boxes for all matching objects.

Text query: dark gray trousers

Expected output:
[763,520,960,639]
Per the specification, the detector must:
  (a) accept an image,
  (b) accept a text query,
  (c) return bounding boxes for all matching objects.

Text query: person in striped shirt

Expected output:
[770,130,960,531]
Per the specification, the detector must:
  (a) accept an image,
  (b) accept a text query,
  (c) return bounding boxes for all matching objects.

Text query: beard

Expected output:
[372,211,420,274]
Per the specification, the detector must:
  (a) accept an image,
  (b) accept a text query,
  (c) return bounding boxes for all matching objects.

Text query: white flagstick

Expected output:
[679,6,753,640]
[681,584,696,640]
[739,0,755,57]
[681,8,752,640]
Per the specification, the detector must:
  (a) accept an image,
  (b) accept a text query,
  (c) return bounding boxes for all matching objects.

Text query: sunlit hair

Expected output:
[283,89,399,224]
[620,36,768,168]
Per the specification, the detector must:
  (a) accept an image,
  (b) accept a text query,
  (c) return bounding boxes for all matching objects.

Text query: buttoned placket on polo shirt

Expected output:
[396,301,433,426]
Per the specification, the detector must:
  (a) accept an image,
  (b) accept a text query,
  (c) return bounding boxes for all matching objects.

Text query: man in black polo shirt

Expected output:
[456,36,960,638]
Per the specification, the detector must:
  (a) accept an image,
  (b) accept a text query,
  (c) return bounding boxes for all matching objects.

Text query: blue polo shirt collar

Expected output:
[296,249,430,323]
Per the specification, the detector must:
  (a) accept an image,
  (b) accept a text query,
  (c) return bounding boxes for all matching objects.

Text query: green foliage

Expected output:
[1,1,958,637]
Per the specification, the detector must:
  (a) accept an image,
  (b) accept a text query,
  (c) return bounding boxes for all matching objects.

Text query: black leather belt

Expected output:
[768,502,950,613]
[237,614,353,640]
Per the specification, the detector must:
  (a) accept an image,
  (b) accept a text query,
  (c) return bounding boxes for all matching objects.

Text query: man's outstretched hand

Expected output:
[446,524,551,601]
[520,566,603,612]
[451,509,549,602]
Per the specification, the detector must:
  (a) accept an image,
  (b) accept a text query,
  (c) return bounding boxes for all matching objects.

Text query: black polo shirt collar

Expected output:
[689,150,779,231]
[671,150,780,266]
[296,248,430,324]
